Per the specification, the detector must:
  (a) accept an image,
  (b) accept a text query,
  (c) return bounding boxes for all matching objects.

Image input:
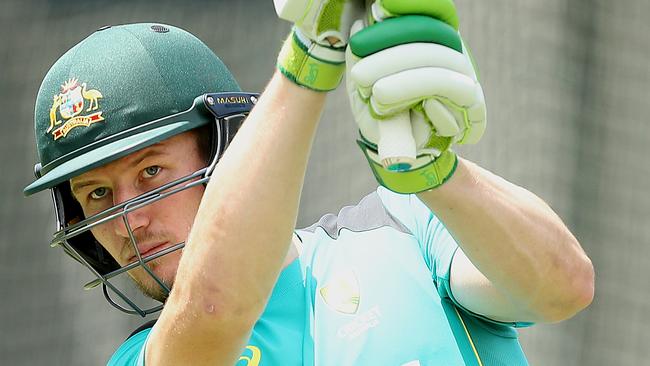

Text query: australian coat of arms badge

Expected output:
[48,78,104,140]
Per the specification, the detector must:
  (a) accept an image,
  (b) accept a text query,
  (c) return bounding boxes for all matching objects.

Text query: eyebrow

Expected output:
[70,148,168,196]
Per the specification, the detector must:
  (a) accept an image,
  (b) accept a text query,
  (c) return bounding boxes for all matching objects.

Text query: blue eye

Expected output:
[90,187,109,200]
[143,166,161,178]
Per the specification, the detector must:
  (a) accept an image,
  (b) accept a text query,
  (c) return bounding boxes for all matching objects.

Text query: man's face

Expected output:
[70,131,206,301]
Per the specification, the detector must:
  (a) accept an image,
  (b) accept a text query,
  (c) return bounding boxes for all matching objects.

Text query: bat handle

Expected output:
[377,110,417,172]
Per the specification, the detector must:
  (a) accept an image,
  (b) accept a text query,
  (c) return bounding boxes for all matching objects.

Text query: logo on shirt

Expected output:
[319,270,360,315]
[337,305,382,340]
[237,345,261,366]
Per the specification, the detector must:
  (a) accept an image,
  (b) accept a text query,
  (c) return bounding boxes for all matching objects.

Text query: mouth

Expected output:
[128,242,170,263]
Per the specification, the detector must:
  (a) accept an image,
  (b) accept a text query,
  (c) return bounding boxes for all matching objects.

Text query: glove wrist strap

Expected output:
[357,139,458,194]
[277,28,345,92]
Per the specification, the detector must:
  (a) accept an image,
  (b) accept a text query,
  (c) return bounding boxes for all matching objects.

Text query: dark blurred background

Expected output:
[2,0,649,364]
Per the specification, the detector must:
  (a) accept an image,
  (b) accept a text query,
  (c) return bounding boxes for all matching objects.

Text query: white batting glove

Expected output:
[346,15,486,193]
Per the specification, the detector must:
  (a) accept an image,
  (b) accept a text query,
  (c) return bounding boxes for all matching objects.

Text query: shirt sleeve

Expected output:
[107,328,150,366]
[376,187,458,291]
[377,187,533,328]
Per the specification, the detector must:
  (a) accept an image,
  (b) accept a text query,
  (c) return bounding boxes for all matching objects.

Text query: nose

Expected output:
[112,187,151,239]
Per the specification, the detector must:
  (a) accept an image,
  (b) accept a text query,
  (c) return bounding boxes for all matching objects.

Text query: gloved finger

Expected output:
[345,29,371,99]
[467,87,486,122]
[460,118,486,145]
[459,87,487,144]
[349,87,380,143]
[350,43,475,90]
[370,67,478,115]
[275,0,363,47]
[349,18,365,38]
[410,109,433,148]
[422,99,460,137]
[317,3,364,46]
[410,109,456,155]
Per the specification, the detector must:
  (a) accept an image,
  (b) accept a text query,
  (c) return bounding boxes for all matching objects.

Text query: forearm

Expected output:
[418,158,594,322]
[180,72,323,310]
[149,72,326,364]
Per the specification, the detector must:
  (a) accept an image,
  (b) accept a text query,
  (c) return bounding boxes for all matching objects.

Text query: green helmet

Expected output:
[26,23,244,194]
[25,23,259,316]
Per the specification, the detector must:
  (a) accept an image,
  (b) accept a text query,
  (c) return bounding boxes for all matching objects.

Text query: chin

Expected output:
[129,254,181,301]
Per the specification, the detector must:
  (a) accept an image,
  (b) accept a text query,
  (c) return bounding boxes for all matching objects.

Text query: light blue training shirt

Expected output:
[108,187,530,366]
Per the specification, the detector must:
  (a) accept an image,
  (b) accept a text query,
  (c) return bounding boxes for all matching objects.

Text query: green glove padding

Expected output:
[372,0,459,29]
[277,29,346,92]
[358,138,458,194]
[350,15,462,57]
[274,0,363,91]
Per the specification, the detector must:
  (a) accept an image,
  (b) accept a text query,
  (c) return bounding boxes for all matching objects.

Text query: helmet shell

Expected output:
[25,23,240,195]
